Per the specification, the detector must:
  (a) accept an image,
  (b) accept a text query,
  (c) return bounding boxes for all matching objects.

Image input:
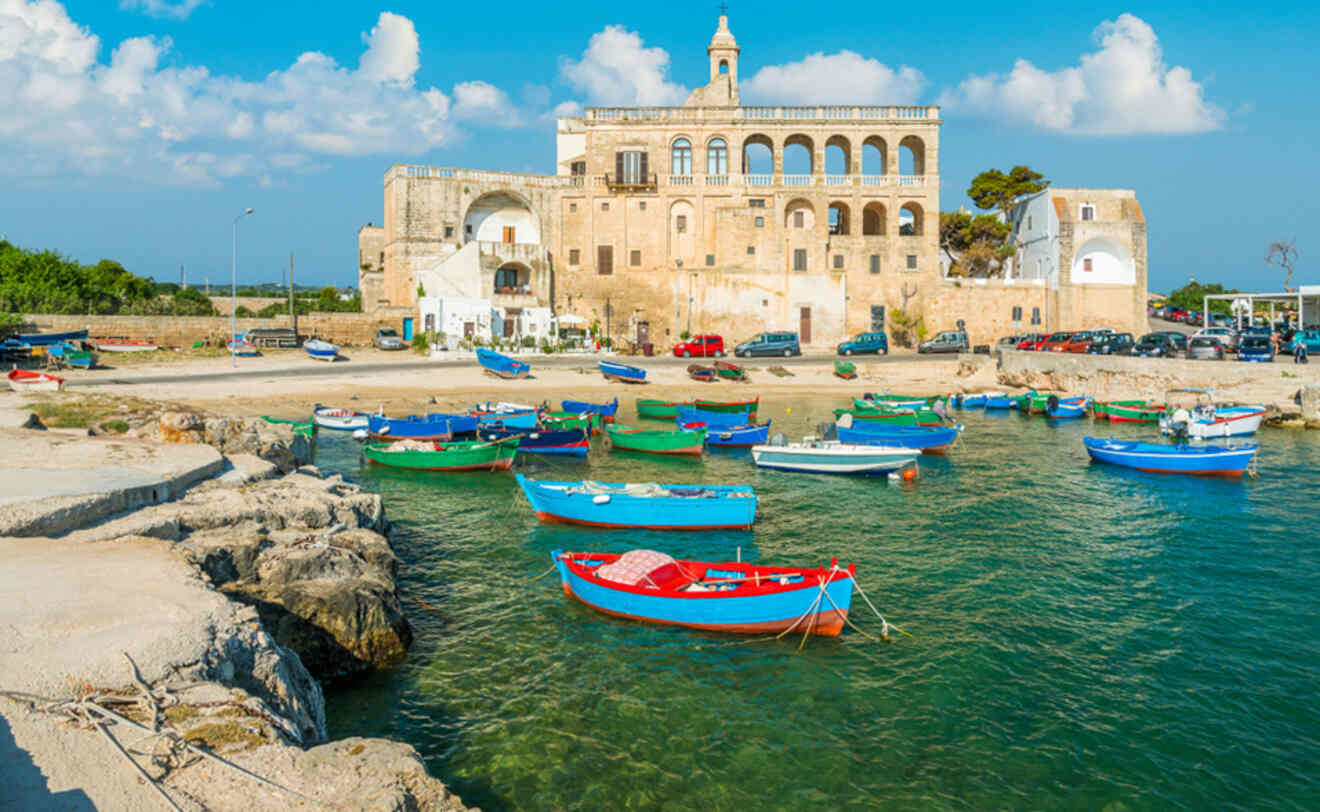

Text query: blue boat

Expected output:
[674,406,751,428]
[1045,396,1090,420]
[835,422,962,453]
[14,329,88,347]
[561,397,619,420]
[480,427,590,456]
[519,475,757,529]
[673,406,769,447]
[470,403,540,429]
[304,339,338,361]
[369,413,479,441]
[47,341,96,369]
[476,347,530,379]
[1082,437,1257,478]
[984,394,1016,409]
[599,360,647,383]
[551,549,856,636]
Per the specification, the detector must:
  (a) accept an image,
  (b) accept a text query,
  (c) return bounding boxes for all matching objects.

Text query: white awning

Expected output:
[555,314,588,325]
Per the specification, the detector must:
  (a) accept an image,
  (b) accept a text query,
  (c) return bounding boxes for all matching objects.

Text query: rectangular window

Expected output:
[502,226,516,244]
[794,211,805,228]
[597,245,613,276]
[639,201,647,211]
[444,226,454,238]
[569,249,580,265]
[833,254,844,269]
[465,224,472,235]
[616,150,646,184]
[748,199,766,208]
[570,161,586,176]
[754,216,764,228]
[1026,215,1033,230]
[906,254,917,270]
[869,254,880,274]
[569,203,577,213]
[705,254,715,267]
[747,246,755,255]
[1081,204,1095,221]
[793,249,807,271]
[601,202,609,211]
[630,250,641,266]
[1083,258,1093,272]
[675,215,687,233]
[379,252,384,267]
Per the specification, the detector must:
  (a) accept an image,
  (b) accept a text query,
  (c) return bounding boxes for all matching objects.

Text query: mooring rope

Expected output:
[849,578,913,639]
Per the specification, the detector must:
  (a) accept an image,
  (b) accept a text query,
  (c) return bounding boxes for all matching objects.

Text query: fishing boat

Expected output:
[0,338,31,360]
[832,407,940,427]
[857,393,940,410]
[561,397,619,422]
[518,476,756,529]
[598,360,647,384]
[227,334,259,356]
[470,402,540,430]
[1082,437,1257,478]
[95,337,158,353]
[14,329,88,347]
[834,360,857,380]
[1095,399,1166,423]
[369,413,478,442]
[260,415,317,437]
[833,415,962,453]
[1044,395,1091,420]
[1158,389,1265,439]
[693,397,759,421]
[674,406,770,447]
[542,410,602,434]
[312,404,372,431]
[751,436,918,475]
[712,360,746,381]
[479,426,589,456]
[476,347,530,379]
[635,398,689,420]
[304,339,338,361]
[7,368,64,392]
[688,364,717,382]
[363,437,520,471]
[550,549,856,636]
[48,342,96,369]
[984,394,1016,409]
[606,424,706,456]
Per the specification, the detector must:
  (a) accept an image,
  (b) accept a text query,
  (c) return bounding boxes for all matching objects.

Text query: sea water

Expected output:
[315,399,1319,811]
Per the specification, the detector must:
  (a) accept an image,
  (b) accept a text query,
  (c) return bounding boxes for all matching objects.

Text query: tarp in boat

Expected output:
[595,549,680,586]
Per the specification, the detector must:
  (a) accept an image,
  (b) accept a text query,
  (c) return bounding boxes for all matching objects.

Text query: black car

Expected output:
[1154,331,1189,352]
[1087,332,1135,355]
[1132,334,1177,357]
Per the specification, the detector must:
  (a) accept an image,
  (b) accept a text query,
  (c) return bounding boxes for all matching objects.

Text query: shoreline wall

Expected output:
[18,312,390,346]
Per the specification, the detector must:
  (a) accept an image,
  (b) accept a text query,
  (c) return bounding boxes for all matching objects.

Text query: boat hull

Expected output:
[15,330,88,347]
[562,398,619,420]
[1083,437,1256,477]
[364,440,518,471]
[1159,407,1265,439]
[636,399,685,419]
[598,361,646,383]
[476,347,530,379]
[7,369,64,392]
[312,406,370,430]
[607,425,706,455]
[518,476,756,529]
[835,424,961,454]
[751,443,917,474]
[693,398,759,421]
[481,428,590,456]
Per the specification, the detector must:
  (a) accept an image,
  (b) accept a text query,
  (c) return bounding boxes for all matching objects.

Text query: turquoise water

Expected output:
[316,400,1320,811]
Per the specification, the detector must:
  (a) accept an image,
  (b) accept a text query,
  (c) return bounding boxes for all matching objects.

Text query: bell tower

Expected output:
[707,12,740,99]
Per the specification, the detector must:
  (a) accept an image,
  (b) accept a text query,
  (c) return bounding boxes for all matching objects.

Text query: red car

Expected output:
[1038,331,1077,352]
[1061,330,1098,353]
[1015,333,1050,351]
[673,334,725,358]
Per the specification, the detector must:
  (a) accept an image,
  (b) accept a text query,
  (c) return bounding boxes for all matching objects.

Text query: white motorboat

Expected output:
[312,403,371,431]
[751,436,918,475]
[1158,388,1265,439]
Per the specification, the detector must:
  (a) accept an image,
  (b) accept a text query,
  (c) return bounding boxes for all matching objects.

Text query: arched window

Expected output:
[707,138,728,176]
[719,59,729,75]
[671,138,692,176]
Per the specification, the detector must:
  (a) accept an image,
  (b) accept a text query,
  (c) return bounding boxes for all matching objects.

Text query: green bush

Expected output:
[234,306,256,318]
[679,330,691,340]
[0,312,23,337]
[521,336,537,348]
[412,331,430,354]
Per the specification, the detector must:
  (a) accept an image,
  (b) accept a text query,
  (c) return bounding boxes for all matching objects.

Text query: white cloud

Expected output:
[118,0,207,21]
[940,14,1224,135]
[559,25,688,106]
[741,51,926,105]
[0,3,531,184]
[552,100,583,118]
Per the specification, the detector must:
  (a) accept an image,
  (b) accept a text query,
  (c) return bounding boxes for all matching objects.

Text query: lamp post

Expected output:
[231,208,253,367]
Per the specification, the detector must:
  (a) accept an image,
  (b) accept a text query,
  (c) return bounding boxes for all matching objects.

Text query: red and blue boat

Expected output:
[481,427,590,457]
[561,396,619,422]
[476,347,530,379]
[519,475,756,528]
[1044,395,1091,420]
[1082,437,1257,478]
[674,406,770,448]
[598,361,647,384]
[550,549,855,636]
[369,413,480,442]
[469,402,540,429]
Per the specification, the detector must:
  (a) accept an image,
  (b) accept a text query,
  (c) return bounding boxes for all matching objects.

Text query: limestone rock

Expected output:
[1300,385,1320,427]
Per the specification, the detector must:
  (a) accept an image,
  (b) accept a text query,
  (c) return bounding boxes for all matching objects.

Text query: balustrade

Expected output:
[782,175,813,187]
[825,174,850,186]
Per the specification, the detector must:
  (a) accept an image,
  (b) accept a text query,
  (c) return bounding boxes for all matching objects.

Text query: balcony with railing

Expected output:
[603,172,657,192]
[582,105,941,124]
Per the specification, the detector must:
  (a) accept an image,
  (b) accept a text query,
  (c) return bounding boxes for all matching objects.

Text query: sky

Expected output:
[1,0,1316,294]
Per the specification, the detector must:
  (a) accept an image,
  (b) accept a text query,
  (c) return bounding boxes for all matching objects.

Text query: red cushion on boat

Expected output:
[595,550,678,586]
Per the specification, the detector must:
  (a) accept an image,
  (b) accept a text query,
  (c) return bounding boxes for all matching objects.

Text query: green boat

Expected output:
[261,415,317,437]
[834,360,857,379]
[635,398,690,420]
[693,397,759,421]
[543,411,602,433]
[832,408,930,427]
[853,394,942,410]
[363,438,519,471]
[1098,400,1166,423]
[1021,392,1053,415]
[606,424,706,455]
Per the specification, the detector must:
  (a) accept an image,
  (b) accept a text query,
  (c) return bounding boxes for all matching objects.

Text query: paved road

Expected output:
[66,350,945,388]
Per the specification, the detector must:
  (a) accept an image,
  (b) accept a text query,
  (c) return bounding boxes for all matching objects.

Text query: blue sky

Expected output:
[1,0,1316,294]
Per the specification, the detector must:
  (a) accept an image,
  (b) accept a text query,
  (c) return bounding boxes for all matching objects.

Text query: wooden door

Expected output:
[870,305,885,333]
[502,226,516,244]
[800,307,812,344]
[597,245,613,275]
[636,321,650,347]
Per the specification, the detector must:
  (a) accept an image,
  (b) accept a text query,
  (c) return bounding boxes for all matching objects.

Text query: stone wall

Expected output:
[208,296,290,315]
[20,312,400,347]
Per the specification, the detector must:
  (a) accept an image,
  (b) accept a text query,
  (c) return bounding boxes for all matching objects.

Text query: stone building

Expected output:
[361,14,1145,349]
[357,224,385,312]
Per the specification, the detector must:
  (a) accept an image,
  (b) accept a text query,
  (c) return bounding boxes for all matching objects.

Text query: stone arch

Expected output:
[1071,236,1135,284]
[862,136,887,177]
[718,59,729,74]
[494,261,532,294]
[784,198,816,230]
[825,135,851,174]
[899,202,924,236]
[828,201,851,235]
[741,133,774,176]
[463,190,540,244]
[898,135,926,176]
[670,135,693,176]
[782,133,814,176]
[862,202,887,236]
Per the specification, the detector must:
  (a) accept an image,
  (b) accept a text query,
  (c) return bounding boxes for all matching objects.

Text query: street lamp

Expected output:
[231,208,254,367]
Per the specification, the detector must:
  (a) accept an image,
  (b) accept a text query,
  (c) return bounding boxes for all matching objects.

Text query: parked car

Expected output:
[1087,332,1135,355]
[1288,329,1320,354]
[372,327,405,350]
[1186,336,1226,360]
[1166,308,1188,323]
[735,331,800,358]
[836,332,889,356]
[1193,326,1240,352]
[1132,334,1178,358]
[1038,331,1077,352]
[1015,333,1050,351]
[917,330,969,354]
[673,334,725,358]
[1155,331,1190,352]
[1238,335,1275,362]
[1061,330,1100,353]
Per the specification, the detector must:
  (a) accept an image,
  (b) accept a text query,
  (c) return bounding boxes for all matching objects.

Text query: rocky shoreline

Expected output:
[0,406,470,810]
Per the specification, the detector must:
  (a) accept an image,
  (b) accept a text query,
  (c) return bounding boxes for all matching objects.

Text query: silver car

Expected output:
[1193,327,1239,352]
[1186,336,1225,360]
[372,327,405,350]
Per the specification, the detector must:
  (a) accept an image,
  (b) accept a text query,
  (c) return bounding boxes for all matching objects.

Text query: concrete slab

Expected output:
[0,429,224,537]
